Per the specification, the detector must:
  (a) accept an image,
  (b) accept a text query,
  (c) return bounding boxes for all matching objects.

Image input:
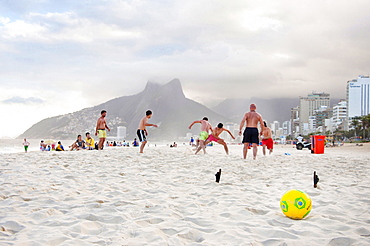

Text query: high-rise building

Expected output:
[299,92,330,134]
[117,126,127,140]
[290,106,300,137]
[270,121,280,138]
[314,105,332,131]
[347,75,370,118]
[282,121,291,136]
[332,100,347,130]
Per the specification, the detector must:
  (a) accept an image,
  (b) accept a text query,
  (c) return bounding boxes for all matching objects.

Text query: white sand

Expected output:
[1,143,370,245]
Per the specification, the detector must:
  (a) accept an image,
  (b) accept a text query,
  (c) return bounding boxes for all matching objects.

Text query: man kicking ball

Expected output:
[195,123,235,155]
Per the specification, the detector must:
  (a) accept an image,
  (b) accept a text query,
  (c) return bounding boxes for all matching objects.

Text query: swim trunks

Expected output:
[199,131,209,141]
[98,129,107,139]
[242,127,259,144]
[262,138,274,149]
[137,129,147,142]
[207,135,220,143]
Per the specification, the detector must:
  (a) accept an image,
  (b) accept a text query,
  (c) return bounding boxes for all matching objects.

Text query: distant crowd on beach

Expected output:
[22,104,280,159]
[32,133,141,152]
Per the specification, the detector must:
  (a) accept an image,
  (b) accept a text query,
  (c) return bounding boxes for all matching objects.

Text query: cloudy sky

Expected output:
[1,0,369,137]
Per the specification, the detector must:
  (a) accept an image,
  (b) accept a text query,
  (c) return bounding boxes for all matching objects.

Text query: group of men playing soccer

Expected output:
[96,103,272,159]
[188,103,273,159]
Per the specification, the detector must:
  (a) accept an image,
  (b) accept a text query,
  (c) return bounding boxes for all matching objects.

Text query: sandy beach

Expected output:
[1,143,370,245]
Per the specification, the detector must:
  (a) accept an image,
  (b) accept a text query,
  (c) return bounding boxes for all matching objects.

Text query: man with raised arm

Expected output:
[189,117,212,154]
[95,110,110,150]
[239,104,264,159]
[137,110,158,153]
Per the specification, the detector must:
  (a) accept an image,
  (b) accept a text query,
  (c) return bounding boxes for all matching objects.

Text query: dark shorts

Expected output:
[137,129,147,142]
[242,127,259,144]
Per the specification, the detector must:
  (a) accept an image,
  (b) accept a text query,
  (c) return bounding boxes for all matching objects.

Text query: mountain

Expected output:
[212,97,343,124]
[19,79,231,140]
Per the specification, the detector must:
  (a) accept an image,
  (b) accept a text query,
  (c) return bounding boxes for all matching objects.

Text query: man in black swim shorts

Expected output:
[239,104,265,160]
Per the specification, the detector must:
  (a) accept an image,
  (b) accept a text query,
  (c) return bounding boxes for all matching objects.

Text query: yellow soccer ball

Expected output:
[280,190,312,220]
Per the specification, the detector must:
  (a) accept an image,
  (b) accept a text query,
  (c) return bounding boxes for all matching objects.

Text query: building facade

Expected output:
[332,100,348,130]
[347,75,370,118]
[117,126,127,140]
[314,106,332,132]
[299,92,330,134]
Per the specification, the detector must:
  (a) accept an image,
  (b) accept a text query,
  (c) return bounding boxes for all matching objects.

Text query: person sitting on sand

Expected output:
[196,123,235,155]
[56,141,65,151]
[133,138,139,147]
[70,135,86,151]
[40,140,46,151]
[260,121,273,155]
[85,132,95,150]
[189,137,194,146]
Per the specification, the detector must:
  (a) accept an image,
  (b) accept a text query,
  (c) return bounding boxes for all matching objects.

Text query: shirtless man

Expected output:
[95,110,110,150]
[197,123,235,155]
[239,104,264,159]
[137,110,158,153]
[260,121,273,155]
[189,117,212,154]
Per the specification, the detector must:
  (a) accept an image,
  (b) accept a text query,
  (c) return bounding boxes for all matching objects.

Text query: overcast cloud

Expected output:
[1,0,369,137]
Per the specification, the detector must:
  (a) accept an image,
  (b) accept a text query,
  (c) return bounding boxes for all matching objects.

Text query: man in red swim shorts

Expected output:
[195,123,235,155]
[260,121,273,155]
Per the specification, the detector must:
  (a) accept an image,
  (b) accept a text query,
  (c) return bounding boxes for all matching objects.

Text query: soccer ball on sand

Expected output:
[280,189,312,220]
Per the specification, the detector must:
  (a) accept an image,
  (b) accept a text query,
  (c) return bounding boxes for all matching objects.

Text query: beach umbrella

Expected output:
[44,139,56,145]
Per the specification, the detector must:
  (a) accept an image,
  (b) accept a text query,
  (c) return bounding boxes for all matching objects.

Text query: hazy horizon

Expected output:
[1,1,368,137]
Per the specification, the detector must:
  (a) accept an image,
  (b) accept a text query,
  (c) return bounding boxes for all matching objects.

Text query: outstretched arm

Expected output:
[225,129,235,139]
[189,121,201,129]
[145,123,158,128]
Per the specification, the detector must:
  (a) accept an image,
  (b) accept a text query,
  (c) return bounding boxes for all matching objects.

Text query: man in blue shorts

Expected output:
[239,104,265,160]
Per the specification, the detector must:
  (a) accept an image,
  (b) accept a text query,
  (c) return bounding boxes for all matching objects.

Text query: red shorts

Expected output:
[262,138,273,149]
[207,135,220,142]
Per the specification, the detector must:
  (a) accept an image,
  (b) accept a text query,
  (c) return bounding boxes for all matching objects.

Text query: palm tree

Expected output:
[351,117,360,137]
[360,114,370,139]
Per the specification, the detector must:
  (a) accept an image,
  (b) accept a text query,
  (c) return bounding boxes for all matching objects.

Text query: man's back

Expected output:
[200,120,212,132]
[244,111,262,128]
[262,127,272,139]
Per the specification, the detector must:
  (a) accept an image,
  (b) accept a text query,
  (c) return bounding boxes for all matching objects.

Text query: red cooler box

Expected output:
[311,135,325,154]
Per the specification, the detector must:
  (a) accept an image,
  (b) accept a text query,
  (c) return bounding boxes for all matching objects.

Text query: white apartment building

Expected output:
[332,100,347,130]
[117,126,127,140]
[347,75,370,118]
